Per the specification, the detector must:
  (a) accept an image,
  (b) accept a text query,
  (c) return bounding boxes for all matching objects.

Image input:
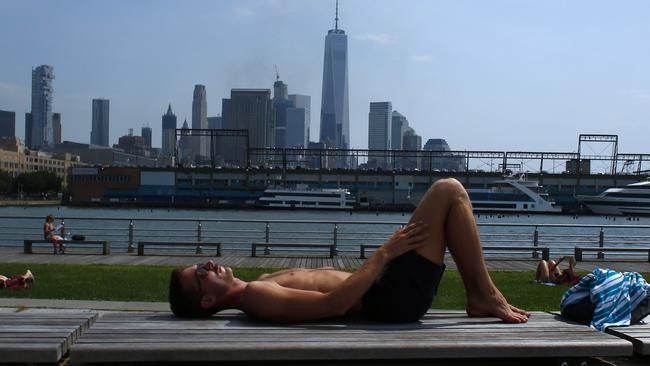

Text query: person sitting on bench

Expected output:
[44,214,65,254]
[535,256,580,285]
[169,179,530,323]
[561,268,650,330]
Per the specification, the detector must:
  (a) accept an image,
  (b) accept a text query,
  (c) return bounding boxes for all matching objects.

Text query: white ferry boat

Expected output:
[577,181,650,216]
[468,177,561,213]
[259,187,356,209]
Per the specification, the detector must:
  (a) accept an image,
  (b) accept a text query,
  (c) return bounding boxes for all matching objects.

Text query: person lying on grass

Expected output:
[535,256,580,285]
[0,270,34,289]
[169,179,530,323]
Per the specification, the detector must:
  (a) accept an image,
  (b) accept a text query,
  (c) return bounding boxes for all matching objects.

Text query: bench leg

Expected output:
[251,246,256,257]
[103,243,110,255]
[217,245,221,257]
[23,241,33,254]
[360,246,366,259]
[542,248,549,261]
[137,244,144,256]
[575,247,582,262]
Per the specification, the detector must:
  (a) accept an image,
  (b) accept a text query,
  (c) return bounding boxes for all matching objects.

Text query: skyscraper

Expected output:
[0,110,16,138]
[192,85,208,159]
[30,65,55,148]
[229,89,274,163]
[53,113,61,144]
[287,94,311,148]
[91,99,110,146]
[24,113,32,148]
[368,102,392,168]
[391,111,409,151]
[273,78,289,148]
[319,1,349,151]
[161,104,177,156]
[141,125,152,149]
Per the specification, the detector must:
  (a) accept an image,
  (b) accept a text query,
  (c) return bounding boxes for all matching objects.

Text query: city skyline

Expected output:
[1,1,649,153]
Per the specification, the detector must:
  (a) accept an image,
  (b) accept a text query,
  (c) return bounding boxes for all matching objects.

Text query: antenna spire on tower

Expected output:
[335,0,339,30]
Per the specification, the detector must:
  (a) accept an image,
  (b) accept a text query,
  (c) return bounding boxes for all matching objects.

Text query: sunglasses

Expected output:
[194,263,210,295]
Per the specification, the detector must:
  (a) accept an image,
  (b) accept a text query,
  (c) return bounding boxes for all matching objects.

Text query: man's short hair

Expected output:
[168,268,219,318]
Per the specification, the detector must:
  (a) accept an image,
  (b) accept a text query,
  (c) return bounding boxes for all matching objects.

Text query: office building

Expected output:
[161,104,177,156]
[221,98,230,129]
[273,78,290,148]
[286,94,310,148]
[319,2,349,151]
[207,116,222,129]
[30,65,55,148]
[191,85,208,159]
[400,128,422,170]
[0,137,83,182]
[91,99,110,146]
[229,89,274,164]
[0,110,16,138]
[391,111,409,150]
[423,138,464,171]
[53,113,61,144]
[141,125,152,149]
[25,113,32,148]
[368,102,392,168]
[177,120,192,164]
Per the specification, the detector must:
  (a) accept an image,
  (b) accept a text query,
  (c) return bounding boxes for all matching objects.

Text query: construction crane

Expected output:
[274,65,280,81]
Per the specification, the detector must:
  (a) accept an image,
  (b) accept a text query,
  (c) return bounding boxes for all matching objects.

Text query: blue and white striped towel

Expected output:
[560,268,650,331]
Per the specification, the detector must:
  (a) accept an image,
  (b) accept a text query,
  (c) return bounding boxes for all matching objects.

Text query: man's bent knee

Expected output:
[432,178,467,200]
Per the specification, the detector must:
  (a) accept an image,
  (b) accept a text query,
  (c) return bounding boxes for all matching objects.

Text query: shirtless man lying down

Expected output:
[169,178,529,323]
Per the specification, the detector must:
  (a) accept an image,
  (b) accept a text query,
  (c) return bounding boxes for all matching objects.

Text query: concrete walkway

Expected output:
[3,247,650,272]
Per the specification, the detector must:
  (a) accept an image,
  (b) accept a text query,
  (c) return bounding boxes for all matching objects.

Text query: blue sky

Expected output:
[1,0,649,154]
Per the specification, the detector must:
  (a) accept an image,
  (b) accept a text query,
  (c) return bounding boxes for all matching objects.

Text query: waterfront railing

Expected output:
[2,215,650,260]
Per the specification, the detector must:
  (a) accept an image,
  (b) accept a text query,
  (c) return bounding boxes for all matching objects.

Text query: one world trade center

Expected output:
[319,1,349,155]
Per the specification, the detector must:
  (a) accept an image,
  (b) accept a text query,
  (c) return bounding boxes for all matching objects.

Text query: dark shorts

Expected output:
[361,250,445,322]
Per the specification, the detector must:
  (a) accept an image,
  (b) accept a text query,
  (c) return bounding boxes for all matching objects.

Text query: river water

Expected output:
[1,206,650,257]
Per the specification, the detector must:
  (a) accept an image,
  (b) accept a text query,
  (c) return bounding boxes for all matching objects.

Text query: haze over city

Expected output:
[1,0,649,153]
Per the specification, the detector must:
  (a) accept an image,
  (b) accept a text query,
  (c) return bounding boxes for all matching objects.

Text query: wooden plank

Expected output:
[0,309,97,363]
[608,322,650,354]
[70,311,631,363]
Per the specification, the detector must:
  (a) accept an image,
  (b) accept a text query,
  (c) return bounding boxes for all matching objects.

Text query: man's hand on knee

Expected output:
[380,222,429,260]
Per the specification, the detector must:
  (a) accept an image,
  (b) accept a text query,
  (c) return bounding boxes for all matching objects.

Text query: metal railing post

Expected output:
[264,223,270,255]
[196,221,203,254]
[333,223,339,256]
[60,219,66,239]
[532,226,539,259]
[127,220,134,253]
[598,227,605,259]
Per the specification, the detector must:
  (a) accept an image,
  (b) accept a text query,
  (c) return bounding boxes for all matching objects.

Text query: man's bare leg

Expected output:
[409,178,529,323]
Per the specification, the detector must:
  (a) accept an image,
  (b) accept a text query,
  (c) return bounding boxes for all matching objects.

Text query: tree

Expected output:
[15,171,62,194]
[0,170,13,193]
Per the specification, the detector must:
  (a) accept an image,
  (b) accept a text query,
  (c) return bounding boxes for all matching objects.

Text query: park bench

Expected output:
[608,322,650,355]
[251,242,335,258]
[137,241,221,256]
[0,308,97,364]
[360,244,549,261]
[24,239,110,255]
[574,246,650,262]
[69,310,631,364]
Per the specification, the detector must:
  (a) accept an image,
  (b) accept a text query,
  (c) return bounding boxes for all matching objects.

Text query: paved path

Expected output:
[3,248,650,272]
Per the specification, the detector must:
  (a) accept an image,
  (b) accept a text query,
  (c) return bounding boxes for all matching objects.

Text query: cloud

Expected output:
[354,33,398,46]
[411,54,433,63]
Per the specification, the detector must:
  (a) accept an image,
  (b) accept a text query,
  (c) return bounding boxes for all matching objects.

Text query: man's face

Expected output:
[180,260,235,303]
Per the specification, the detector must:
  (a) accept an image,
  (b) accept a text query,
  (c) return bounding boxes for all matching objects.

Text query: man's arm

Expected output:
[243,222,428,322]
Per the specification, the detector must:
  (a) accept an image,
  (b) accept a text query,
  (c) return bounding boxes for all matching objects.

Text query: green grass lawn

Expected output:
[0,263,632,311]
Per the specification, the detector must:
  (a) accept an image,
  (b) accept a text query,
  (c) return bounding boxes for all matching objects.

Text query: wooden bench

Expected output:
[574,246,650,262]
[251,242,335,258]
[0,308,97,364]
[24,239,110,255]
[137,241,221,256]
[69,310,632,363]
[360,244,549,260]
